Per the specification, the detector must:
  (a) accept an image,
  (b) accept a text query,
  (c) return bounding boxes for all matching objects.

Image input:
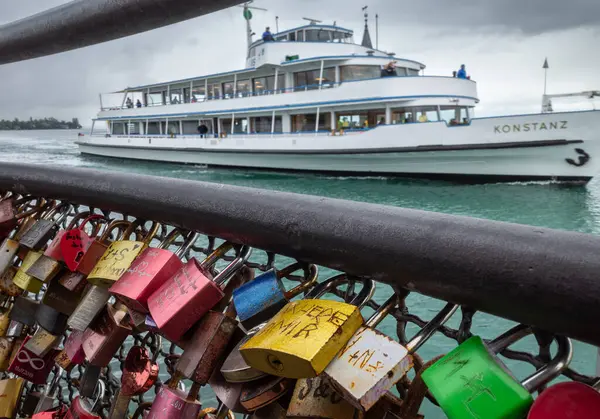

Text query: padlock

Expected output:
[32,405,68,419]
[25,256,64,284]
[41,276,86,316]
[24,326,61,357]
[221,325,269,384]
[146,377,202,419]
[249,391,293,419]
[175,265,254,385]
[240,274,375,378]
[0,195,43,236]
[87,220,159,287]
[240,374,295,412]
[43,211,95,263]
[54,330,85,371]
[287,375,361,419]
[19,203,72,251]
[35,304,69,335]
[109,230,198,313]
[0,305,11,337]
[67,285,111,331]
[58,270,87,293]
[76,220,130,276]
[78,365,103,399]
[0,266,21,297]
[422,325,573,419]
[527,381,600,418]
[59,214,106,271]
[0,213,41,276]
[198,405,236,419]
[32,368,65,414]
[12,250,45,293]
[0,376,24,419]
[0,337,15,371]
[64,379,106,419]
[82,303,132,367]
[147,243,252,342]
[7,335,59,384]
[8,296,39,334]
[324,295,458,411]
[109,336,160,419]
[233,262,318,330]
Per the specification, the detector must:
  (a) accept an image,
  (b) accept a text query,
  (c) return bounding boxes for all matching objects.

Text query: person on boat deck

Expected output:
[262,27,275,42]
[125,98,133,108]
[197,124,209,138]
[418,112,429,123]
[363,120,369,129]
[457,64,467,79]
[136,100,142,108]
[378,118,385,125]
[382,61,397,77]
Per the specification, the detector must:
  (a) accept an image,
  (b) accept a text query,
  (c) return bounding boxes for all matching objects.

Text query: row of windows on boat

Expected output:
[108,107,472,136]
[120,65,419,108]
[249,29,354,57]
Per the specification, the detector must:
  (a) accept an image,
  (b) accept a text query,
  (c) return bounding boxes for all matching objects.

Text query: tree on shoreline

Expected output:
[0,117,82,130]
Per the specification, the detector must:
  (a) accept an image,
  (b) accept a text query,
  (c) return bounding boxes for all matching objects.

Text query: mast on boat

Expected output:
[239,1,268,53]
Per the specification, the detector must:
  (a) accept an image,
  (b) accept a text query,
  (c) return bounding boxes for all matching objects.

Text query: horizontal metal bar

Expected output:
[2,163,600,346]
[0,0,244,65]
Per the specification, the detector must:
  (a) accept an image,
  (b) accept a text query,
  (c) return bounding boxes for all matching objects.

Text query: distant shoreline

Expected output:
[0,118,82,131]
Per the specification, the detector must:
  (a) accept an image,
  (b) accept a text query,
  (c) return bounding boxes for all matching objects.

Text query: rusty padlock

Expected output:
[147,243,252,342]
[0,196,44,237]
[82,303,132,367]
[287,375,361,419]
[110,229,199,313]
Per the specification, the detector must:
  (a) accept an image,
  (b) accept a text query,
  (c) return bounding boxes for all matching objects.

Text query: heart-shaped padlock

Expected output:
[60,215,104,272]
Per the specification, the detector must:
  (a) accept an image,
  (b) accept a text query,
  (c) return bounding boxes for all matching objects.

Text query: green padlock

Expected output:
[422,325,572,419]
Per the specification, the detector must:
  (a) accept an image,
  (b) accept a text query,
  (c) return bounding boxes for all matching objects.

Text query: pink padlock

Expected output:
[147,243,251,342]
[64,330,85,364]
[110,230,198,313]
[146,379,202,419]
[528,381,600,419]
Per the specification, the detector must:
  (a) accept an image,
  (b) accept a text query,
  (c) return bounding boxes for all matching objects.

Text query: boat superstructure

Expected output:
[77,6,600,183]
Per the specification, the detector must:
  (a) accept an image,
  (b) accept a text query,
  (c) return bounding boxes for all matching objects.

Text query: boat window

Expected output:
[407,69,419,76]
[250,116,282,133]
[147,122,161,134]
[182,121,198,134]
[294,67,335,91]
[275,35,287,41]
[145,93,163,106]
[128,122,140,135]
[183,88,191,104]
[169,89,183,105]
[253,75,284,94]
[292,113,332,132]
[337,113,368,129]
[305,29,331,42]
[236,79,252,97]
[207,83,221,99]
[439,106,469,125]
[112,122,126,135]
[340,65,380,81]
[288,32,296,41]
[164,121,180,135]
[296,30,304,41]
[191,84,206,102]
[222,82,234,99]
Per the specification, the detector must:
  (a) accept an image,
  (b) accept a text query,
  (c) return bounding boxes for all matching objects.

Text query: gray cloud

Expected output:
[0,0,598,123]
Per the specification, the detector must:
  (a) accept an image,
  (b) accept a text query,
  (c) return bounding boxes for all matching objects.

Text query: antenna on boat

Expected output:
[302,17,322,25]
[361,6,373,49]
[239,1,268,52]
[275,16,279,33]
[375,13,379,49]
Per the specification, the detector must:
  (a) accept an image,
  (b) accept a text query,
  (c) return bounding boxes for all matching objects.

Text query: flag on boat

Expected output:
[543,58,549,69]
[243,7,252,20]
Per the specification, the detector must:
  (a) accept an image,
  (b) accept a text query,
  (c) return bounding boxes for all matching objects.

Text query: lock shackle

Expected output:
[487,325,573,392]
[45,367,64,396]
[278,263,319,299]
[139,332,163,363]
[365,294,399,329]
[78,214,107,235]
[65,211,91,231]
[522,335,572,392]
[305,274,375,309]
[42,202,72,224]
[98,220,132,242]
[89,379,106,413]
[158,229,199,258]
[199,406,236,419]
[212,245,253,286]
[405,302,458,353]
[11,196,47,220]
[122,220,159,244]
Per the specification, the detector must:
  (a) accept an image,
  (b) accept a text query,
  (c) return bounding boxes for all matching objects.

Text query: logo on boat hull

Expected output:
[566,148,590,167]
[494,121,568,134]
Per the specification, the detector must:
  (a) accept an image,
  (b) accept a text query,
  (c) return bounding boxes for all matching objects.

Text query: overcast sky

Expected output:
[0,0,599,125]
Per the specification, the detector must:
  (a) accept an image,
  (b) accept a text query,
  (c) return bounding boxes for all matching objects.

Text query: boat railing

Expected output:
[89,128,371,139]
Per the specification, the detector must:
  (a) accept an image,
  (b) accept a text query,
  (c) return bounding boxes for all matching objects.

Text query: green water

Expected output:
[1,130,599,417]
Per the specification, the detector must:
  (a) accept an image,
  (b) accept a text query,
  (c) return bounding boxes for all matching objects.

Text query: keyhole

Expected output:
[74,251,84,263]
[267,354,284,372]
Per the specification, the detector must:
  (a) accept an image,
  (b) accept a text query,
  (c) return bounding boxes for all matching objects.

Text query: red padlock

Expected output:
[528,381,600,418]
[32,405,68,419]
[147,379,202,419]
[147,243,252,342]
[64,380,105,419]
[7,336,59,384]
[60,214,106,272]
[109,230,198,313]
[0,196,44,237]
[82,304,132,367]
[43,212,100,263]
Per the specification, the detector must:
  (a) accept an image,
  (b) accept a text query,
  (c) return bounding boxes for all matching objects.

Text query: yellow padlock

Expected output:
[12,250,44,293]
[0,377,23,418]
[240,275,375,379]
[87,220,159,287]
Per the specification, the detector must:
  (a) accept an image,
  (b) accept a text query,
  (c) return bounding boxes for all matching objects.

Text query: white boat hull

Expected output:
[78,110,600,183]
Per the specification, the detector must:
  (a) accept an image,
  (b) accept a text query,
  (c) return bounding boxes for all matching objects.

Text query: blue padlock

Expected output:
[232,263,318,330]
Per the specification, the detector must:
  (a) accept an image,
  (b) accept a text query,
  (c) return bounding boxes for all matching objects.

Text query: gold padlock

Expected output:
[240,275,375,378]
[0,338,14,371]
[0,377,24,418]
[12,251,44,293]
[0,308,11,338]
[87,220,159,287]
[0,267,22,297]
[24,327,61,357]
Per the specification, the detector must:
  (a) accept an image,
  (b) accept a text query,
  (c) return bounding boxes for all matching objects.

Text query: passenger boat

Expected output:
[76,8,600,183]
